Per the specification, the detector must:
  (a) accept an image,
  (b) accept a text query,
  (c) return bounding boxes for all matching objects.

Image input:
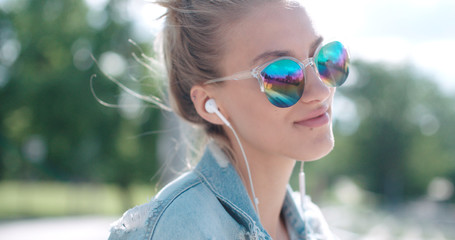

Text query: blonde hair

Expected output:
[155,0,297,159]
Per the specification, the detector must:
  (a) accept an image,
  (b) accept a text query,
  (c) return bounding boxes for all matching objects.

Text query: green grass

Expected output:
[0,181,157,219]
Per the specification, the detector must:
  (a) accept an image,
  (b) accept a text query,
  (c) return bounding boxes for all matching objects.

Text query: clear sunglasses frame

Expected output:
[203,41,333,92]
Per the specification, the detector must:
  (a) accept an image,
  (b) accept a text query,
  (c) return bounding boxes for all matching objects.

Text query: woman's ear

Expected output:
[190,85,225,126]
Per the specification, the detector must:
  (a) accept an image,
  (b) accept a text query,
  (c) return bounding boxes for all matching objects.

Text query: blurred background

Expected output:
[0,0,454,239]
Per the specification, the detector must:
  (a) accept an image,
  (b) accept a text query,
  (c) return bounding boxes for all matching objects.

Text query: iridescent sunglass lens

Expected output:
[260,59,304,108]
[315,41,349,87]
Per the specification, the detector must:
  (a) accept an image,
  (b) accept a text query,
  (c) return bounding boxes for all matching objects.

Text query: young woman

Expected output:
[109,0,349,239]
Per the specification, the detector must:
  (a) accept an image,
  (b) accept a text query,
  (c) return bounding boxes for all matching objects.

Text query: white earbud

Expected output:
[204,99,231,127]
[204,98,218,113]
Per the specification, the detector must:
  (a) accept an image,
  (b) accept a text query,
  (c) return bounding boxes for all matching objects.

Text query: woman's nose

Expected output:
[299,64,331,104]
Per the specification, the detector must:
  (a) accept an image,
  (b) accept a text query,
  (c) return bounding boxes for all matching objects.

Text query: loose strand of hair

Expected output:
[90,54,172,112]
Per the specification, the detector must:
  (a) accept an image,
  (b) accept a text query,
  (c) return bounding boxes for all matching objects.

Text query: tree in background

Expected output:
[0,0,163,208]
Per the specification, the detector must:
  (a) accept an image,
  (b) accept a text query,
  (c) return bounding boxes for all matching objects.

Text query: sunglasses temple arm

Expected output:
[204,71,253,84]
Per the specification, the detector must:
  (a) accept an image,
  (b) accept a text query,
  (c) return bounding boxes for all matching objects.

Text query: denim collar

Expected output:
[194,142,306,239]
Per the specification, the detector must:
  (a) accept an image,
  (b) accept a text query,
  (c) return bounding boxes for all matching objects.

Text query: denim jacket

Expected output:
[108,143,328,240]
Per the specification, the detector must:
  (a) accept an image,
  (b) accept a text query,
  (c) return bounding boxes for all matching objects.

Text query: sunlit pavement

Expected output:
[0,216,117,240]
[323,201,455,240]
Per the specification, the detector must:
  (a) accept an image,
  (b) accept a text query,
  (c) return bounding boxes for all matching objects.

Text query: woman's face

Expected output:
[212,2,335,162]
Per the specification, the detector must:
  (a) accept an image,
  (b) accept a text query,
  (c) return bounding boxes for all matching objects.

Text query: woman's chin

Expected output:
[295,140,334,162]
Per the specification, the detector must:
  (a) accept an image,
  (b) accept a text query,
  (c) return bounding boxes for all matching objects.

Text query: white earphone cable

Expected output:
[206,99,261,219]
[226,124,261,219]
[299,161,306,210]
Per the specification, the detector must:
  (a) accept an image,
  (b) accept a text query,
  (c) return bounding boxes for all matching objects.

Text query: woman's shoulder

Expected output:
[108,200,155,240]
[108,170,243,239]
[108,171,202,239]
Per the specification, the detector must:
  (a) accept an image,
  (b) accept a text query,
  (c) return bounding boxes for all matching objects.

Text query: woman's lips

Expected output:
[294,107,330,128]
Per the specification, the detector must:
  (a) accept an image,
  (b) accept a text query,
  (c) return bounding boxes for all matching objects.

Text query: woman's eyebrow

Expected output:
[251,36,324,65]
[310,36,324,55]
[251,50,292,66]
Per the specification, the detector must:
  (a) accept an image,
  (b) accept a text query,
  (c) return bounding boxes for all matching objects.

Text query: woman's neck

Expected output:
[231,142,295,239]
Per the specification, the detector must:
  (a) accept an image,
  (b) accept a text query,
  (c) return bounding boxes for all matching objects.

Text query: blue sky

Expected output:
[305,0,455,95]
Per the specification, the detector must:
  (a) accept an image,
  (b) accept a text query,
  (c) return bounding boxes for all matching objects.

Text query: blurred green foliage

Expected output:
[0,0,162,209]
[0,0,454,218]
[0,180,156,218]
